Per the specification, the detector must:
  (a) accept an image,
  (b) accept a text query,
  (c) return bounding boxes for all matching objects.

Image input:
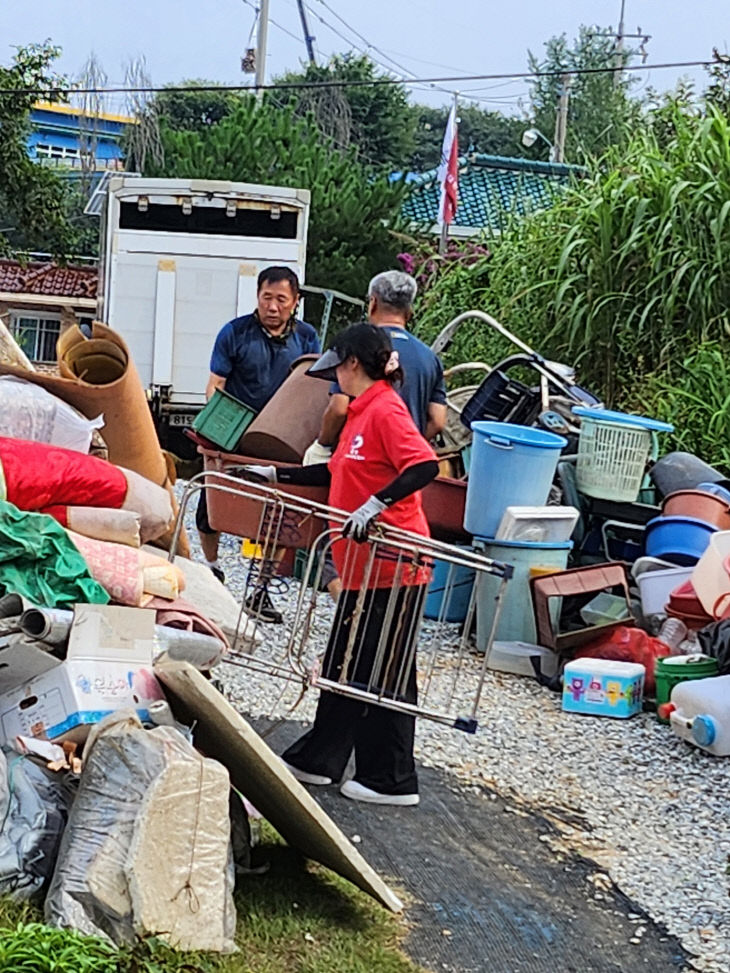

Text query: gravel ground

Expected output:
[176,482,730,973]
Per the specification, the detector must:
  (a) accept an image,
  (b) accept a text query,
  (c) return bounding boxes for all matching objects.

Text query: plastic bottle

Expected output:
[657,617,688,653]
[668,675,730,756]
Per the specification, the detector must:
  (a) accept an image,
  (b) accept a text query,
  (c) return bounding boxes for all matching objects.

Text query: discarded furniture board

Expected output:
[0,605,163,743]
[530,563,634,653]
[154,660,403,912]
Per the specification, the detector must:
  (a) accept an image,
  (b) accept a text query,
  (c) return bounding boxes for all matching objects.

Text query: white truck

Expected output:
[95,175,311,453]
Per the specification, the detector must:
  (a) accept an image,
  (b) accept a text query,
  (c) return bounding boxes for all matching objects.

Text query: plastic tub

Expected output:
[661,490,730,531]
[464,422,567,538]
[473,537,572,647]
[424,551,476,623]
[201,448,329,548]
[644,515,717,566]
[664,579,713,630]
[691,530,730,618]
[573,407,673,503]
[635,564,694,616]
[495,505,579,543]
[655,654,718,722]
[697,481,730,504]
[487,641,559,678]
[579,591,632,627]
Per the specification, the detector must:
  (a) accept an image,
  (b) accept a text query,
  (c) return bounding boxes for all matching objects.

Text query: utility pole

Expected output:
[296,0,316,65]
[614,0,627,86]
[590,1,651,89]
[552,74,570,163]
[254,0,270,102]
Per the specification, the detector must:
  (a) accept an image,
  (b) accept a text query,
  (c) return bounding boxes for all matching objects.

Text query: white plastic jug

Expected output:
[691,530,730,618]
[669,675,730,756]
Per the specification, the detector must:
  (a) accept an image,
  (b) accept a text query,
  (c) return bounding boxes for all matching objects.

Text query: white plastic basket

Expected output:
[575,416,652,502]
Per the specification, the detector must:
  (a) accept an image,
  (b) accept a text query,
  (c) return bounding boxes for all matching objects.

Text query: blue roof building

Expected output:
[401,153,585,235]
[28,102,134,170]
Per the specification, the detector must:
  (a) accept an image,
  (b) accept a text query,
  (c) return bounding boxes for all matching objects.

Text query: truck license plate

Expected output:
[169,414,194,427]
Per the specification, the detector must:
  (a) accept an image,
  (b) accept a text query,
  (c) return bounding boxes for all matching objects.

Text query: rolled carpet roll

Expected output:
[0,321,189,556]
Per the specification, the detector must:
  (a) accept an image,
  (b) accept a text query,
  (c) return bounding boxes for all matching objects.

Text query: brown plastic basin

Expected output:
[665,579,712,630]
[661,489,730,531]
[201,447,330,548]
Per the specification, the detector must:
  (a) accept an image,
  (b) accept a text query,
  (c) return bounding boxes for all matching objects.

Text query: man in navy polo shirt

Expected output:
[197,266,320,621]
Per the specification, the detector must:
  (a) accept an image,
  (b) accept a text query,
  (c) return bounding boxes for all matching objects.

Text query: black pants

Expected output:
[195,488,216,535]
[282,584,426,796]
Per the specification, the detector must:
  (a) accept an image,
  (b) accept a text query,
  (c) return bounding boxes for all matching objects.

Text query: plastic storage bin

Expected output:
[494,505,579,543]
[487,641,559,678]
[424,552,476,623]
[473,537,572,647]
[573,407,673,503]
[562,658,645,718]
[464,422,567,539]
[579,591,632,627]
[193,388,257,451]
[634,563,694,616]
[669,675,730,755]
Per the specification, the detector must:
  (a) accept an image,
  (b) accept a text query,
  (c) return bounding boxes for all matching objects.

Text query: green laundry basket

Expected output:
[193,388,257,451]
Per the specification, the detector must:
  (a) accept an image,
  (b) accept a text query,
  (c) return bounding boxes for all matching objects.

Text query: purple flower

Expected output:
[397,252,415,275]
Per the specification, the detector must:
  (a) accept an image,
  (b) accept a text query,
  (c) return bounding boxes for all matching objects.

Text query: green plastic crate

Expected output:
[192,388,257,451]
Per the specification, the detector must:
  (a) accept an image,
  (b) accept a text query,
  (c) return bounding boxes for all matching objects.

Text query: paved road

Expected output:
[260,720,689,973]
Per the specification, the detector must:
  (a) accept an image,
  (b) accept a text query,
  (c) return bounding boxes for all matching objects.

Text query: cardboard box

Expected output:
[0,604,164,744]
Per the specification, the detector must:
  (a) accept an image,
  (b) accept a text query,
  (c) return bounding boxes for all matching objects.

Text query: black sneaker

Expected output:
[210,565,225,584]
[244,587,284,625]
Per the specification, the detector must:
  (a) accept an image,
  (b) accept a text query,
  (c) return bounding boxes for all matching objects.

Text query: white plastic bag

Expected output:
[0,376,104,453]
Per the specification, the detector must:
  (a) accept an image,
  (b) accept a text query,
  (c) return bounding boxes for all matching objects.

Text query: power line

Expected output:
[305,0,499,107]
[4,57,717,97]
[240,0,305,46]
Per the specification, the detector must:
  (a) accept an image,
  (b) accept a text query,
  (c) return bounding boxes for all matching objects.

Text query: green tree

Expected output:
[0,42,77,256]
[152,79,242,131]
[528,25,641,164]
[272,54,415,170]
[408,104,534,171]
[704,54,730,115]
[142,97,408,295]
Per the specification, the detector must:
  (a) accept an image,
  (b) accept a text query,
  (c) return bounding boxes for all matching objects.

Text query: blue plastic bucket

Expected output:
[464,422,567,538]
[473,537,573,646]
[424,552,476,622]
[644,515,718,566]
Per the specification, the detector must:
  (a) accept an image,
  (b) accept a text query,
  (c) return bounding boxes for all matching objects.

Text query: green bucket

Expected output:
[655,654,718,722]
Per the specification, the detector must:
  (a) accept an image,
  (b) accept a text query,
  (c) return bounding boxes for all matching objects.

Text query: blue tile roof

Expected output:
[401,153,585,230]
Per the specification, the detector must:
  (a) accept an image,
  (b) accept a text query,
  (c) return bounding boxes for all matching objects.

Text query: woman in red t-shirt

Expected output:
[244,324,439,806]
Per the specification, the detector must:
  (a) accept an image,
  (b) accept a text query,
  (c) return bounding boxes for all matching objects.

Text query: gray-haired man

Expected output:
[305,270,447,462]
[303,270,447,600]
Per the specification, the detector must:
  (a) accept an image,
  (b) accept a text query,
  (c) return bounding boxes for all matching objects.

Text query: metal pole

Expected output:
[296,0,316,65]
[255,0,270,102]
[614,0,627,87]
[553,74,570,163]
[438,92,458,255]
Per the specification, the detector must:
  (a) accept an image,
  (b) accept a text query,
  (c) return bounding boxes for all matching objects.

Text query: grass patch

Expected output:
[0,825,421,973]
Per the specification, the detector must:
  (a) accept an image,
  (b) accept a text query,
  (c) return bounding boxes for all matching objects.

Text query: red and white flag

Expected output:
[437,103,459,226]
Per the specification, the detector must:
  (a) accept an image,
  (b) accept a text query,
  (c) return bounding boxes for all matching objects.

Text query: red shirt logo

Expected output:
[345,433,365,461]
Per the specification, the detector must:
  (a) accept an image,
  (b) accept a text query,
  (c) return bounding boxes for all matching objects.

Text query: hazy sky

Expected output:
[2,1,727,115]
